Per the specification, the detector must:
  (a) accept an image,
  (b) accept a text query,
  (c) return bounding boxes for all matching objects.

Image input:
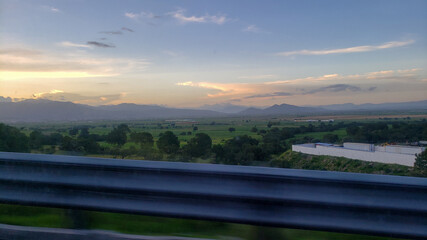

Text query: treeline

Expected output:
[344,121,427,143]
[0,123,213,160]
[1,121,426,167]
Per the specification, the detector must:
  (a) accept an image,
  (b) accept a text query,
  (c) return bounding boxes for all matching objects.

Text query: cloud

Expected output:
[170,9,228,24]
[276,40,414,56]
[176,68,420,101]
[163,50,178,57]
[305,84,362,94]
[43,6,61,13]
[243,25,260,33]
[125,12,139,20]
[29,90,124,105]
[100,31,123,35]
[0,47,150,79]
[86,41,115,48]
[238,74,276,80]
[121,27,134,32]
[243,84,370,99]
[59,41,92,48]
[244,92,293,99]
[99,27,134,35]
[0,48,41,56]
[125,11,158,20]
[125,9,229,25]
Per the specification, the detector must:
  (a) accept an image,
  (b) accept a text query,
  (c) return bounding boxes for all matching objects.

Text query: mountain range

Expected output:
[0,99,426,123]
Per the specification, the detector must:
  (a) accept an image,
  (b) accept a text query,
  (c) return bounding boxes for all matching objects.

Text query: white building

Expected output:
[292,142,425,167]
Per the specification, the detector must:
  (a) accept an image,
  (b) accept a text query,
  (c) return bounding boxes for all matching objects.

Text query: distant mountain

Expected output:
[198,103,250,113]
[238,103,324,116]
[0,100,224,123]
[1,99,426,123]
[317,100,427,111]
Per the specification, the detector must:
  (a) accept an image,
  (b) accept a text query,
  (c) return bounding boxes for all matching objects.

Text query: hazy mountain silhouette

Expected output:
[1,99,426,122]
[238,103,324,116]
[0,100,223,122]
[313,100,427,111]
[198,103,250,113]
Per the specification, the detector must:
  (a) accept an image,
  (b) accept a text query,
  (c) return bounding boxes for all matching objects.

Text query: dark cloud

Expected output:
[87,41,115,48]
[121,27,134,32]
[305,84,362,94]
[99,31,123,35]
[240,84,376,101]
[99,27,134,35]
[244,92,293,99]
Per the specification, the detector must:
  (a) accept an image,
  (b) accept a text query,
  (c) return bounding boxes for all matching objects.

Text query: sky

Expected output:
[0,0,426,107]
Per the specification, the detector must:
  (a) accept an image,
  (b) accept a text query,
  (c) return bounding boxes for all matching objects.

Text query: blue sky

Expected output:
[0,0,426,107]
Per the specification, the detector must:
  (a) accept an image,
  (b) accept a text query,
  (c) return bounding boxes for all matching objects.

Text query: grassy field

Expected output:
[13,114,424,148]
[0,203,404,240]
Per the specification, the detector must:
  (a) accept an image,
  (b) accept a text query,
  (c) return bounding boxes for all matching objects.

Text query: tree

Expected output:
[130,132,154,148]
[322,134,339,143]
[78,127,90,139]
[157,131,180,154]
[251,127,258,133]
[193,126,198,131]
[0,123,29,152]
[184,133,212,158]
[215,135,265,165]
[60,136,79,151]
[106,124,130,146]
[228,127,236,133]
[29,130,44,149]
[69,128,79,136]
[414,150,427,177]
[262,128,285,155]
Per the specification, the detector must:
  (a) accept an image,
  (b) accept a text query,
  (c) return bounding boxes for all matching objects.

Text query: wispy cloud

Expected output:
[276,40,415,56]
[305,84,362,94]
[243,84,373,99]
[244,92,293,99]
[0,47,150,79]
[176,68,422,101]
[87,41,115,48]
[121,27,134,32]
[99,31,123,35]
[31,90,124,105]
[43,6,61,13]
[99,27,134,35]
[125,11,158,20]
[170,9,228,24]
[243,25,260,33]
[59,41,92,48]
[238,74,276,80]
[163,50,178,57]
[125,9,229,25]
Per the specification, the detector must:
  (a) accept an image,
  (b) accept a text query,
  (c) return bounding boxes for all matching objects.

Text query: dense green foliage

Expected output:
[106,124,131,146]
[183,133,212,158]
[0,119,426,172]
[414,150,427,177]
[157,131,180,154]
[213,135,265,165]
[270,151,412,176]
[0,123,29,152]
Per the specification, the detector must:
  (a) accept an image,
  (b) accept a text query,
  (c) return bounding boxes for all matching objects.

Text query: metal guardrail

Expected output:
[0,152,426,239]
